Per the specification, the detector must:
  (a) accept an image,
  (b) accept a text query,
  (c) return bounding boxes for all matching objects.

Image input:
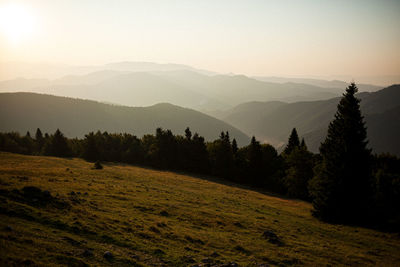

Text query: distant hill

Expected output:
[155,71,342,106]
[220,85,400,155]
[253,76,383,92]
[0,69,344,111]
[0,71,227,111]
[0,61,216,80]
[0,92,250,146]
[103,61,216,75]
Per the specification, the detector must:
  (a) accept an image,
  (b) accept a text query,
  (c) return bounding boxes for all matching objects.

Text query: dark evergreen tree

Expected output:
[308,83,372,223]
[35,128,44,153]
[35,128,43,141]
[300,138,306,149]
[232,138,238,155]
[219,131,225,140]
[22,132,34,155]
[151,128,177,169]
[283,128,300,155]
[190,133,209,173]
[208,131,233,178]
[43,129,71,157]
[185,127,192,140]
[82,132,99,162]
[224,131,230,144]
[247,136,263,186]
[372,154,400,229]
[121,133,144,164]
[283,145,314,200]
[0,132,24,154]
[261,144,285,193]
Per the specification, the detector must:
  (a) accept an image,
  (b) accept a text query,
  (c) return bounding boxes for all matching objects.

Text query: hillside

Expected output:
[253,76,382,92]
[0,61,216,81]
[1,152,399,266]
[0,68,346,111]
[0,92,250,146]
[0,71,225,111]
[152,71,343,106]
[221,85,400,155]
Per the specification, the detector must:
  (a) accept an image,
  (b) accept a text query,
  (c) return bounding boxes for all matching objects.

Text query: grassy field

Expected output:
[0,152,399,266]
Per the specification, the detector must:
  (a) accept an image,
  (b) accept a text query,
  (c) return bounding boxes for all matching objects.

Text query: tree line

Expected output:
[0,83,399,230]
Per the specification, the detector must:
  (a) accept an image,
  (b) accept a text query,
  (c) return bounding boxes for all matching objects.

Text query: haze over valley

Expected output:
[1,61,398,155]
[1,61,382,111]
[1,1,399,266]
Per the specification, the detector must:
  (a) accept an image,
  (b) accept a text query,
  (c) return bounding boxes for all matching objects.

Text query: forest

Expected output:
[0,84,399,230]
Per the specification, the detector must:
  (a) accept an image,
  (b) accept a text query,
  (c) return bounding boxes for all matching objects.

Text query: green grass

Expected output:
[0,152,399,266]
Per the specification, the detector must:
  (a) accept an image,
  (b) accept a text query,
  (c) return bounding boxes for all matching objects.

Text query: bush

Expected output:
[94,161,103,169]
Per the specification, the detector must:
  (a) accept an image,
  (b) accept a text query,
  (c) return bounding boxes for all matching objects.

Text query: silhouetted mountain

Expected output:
[0,69,345,111]
[104,61,216,75]
[0,61,215,80]
[156,71,342,106]
[0,92,250,146]
[253,76,382,92]
[220,85,400,155]
[0,71,226,110]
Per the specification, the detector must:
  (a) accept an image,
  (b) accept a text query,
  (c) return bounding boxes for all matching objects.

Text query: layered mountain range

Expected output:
[0,61,398,155]
[0,92,250,146]
[1,61,379,111]
[219,85,400,155]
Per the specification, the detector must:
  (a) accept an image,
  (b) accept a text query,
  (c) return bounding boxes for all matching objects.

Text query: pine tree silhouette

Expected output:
[309,83,372,223]
[232,138,238,155]
[283,128,300,155]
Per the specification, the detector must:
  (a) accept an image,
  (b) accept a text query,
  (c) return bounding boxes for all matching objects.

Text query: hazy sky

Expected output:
[0,0,399,82]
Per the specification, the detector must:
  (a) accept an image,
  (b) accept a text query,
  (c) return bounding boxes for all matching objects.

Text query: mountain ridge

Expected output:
[0,92,250,146]
[220,84,400,155]
[0,69,349,111]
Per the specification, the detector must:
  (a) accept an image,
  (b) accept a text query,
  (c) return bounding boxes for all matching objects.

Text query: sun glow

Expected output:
[0,3,37,44]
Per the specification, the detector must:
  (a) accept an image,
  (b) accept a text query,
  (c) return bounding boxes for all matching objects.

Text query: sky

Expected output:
[0,0,399,84]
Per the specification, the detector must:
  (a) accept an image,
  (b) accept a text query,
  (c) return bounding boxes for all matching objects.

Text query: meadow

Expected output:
[0,152,399,266]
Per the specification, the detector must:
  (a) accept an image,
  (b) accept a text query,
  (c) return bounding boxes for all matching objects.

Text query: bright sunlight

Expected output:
[0,3,37,44]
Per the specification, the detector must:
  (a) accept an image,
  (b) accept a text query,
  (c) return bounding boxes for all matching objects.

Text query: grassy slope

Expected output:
[0,152,399,266]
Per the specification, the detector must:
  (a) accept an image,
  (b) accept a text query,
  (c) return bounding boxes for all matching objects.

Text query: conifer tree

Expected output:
[21,131,34,154]
[248,136,263,186]
[232,138,238,155]
[209,131,233,178]
[219,131,225,140]
[225,131,230,142]
[283,128,300,155]
[284,144,314,200]
[43,129,71,157]
[309,83,372,223]
[82,132,99,162]
[35,128,45,154]
[300,138,306,149]
[35,128,43,141]
[185,127,192,140]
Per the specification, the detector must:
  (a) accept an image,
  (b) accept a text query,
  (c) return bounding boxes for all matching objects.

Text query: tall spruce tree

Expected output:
[309,83,372,223]
[284,143,314,200]
[283,128,300,155]
[35,128,44,153]
[82,132,99,162]
[300,138,306,149]
[232,138,238,155]
[248,136,263,186]
[35,128,43,141]
[185,127,192,140]
[44,129,71,157]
